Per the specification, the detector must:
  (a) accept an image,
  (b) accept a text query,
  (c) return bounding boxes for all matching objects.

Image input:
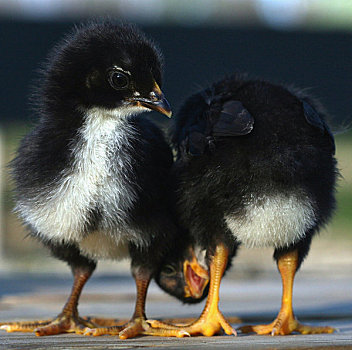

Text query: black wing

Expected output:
[212,100,254,137]
[184,100,254,156]
[302,100,335,154]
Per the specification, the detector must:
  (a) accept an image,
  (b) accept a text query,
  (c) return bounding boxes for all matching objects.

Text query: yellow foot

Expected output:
[0,315,98,336]
[84,317,189,339]
[240,315,335,335]
[149,309,236,337]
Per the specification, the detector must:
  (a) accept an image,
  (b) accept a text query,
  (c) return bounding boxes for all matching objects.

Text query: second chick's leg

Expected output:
[149,243,236,336]
[240,249,335,335]
[85,266,187,339]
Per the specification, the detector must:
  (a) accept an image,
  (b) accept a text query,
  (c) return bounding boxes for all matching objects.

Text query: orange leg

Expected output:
[240,250,335,335]
[149,243,236,337]
[84,268,188,339]
[0,267,115,335]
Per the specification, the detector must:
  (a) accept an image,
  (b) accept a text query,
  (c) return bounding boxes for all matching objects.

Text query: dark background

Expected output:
[1,19,352,126]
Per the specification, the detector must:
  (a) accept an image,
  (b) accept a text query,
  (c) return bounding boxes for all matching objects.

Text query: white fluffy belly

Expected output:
[16,107,140,256]
[225,193,316,248]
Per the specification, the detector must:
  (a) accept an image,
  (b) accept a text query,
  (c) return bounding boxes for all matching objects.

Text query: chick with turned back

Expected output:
[154,74,337,336]
[1,20,187,339]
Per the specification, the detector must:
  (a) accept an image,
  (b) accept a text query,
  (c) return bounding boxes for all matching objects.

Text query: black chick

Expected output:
[154,74,337,336]
[2,20,186,339]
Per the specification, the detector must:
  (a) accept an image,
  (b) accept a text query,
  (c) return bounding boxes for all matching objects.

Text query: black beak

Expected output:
[129,81,172,118]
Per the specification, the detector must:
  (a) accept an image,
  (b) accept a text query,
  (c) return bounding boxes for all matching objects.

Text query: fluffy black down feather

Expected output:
[172,74,337,270]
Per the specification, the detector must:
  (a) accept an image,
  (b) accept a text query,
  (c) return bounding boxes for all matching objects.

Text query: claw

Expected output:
[179,330,191,337]
[83,328,94,336]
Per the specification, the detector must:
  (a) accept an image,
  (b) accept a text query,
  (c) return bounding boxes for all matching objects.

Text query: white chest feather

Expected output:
[225,193,316,248]
[17,107,147,259]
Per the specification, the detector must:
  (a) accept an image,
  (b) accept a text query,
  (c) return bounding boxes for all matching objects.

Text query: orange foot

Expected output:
[240,312,335,336]
[0,314,100,336]
[148,244,237,337]
[149,308,236,337]
[84,317,189,339]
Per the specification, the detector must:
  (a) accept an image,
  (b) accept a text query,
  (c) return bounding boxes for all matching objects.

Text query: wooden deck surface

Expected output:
[0,271,351,349]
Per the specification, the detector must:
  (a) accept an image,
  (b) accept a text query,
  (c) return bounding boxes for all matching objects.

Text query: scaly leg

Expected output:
[84,267,188,339]
[240,250,335,335]
[0,266,113,335]
[149,243,236,337]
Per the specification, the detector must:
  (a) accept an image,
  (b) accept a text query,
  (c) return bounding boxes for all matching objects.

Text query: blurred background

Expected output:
[0,0,351,278]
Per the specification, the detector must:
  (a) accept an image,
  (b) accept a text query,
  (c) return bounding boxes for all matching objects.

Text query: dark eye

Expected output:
[161,264,177,277]
[108,71,129,90]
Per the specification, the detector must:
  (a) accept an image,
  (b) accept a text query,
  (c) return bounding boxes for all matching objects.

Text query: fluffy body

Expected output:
[13,107,176,263]
[173,74,337,273]
[11,20,176,271]
[156,76,338,305]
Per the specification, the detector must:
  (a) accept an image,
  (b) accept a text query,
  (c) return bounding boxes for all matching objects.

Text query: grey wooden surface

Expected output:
[0,271,351,349]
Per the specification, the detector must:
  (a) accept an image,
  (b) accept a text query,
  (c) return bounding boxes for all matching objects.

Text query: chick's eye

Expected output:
[109,71,129,90]
[161,264,177,277]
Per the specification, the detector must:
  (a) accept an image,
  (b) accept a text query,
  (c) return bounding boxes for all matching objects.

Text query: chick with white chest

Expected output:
[2,20,186,339]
